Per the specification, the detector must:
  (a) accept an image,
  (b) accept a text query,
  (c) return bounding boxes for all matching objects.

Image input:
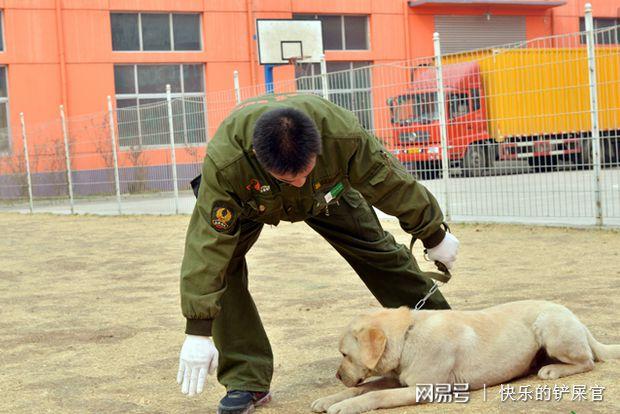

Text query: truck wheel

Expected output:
[577,138,592,169]
[413,161,442,180]
[462,143,488,177]
[528,155,557,173]
[602,137,619,167]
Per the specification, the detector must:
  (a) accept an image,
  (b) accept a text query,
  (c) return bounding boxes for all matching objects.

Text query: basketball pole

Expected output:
[264,64,275,94]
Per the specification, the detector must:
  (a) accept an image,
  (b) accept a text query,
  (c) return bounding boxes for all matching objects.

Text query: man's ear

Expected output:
[357,326,387,370]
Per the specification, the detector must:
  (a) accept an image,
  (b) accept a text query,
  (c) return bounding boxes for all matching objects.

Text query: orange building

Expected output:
[0,0,617,195]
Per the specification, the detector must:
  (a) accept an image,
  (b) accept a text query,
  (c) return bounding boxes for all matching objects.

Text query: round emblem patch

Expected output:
[211,206,235,232]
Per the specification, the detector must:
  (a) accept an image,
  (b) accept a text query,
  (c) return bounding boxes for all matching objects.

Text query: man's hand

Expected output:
[426,232,459,270]
[177,335,218,396]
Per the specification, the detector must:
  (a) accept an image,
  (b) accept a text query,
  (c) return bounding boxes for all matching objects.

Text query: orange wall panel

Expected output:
[62,0,108,9]
[370,13,407,60]
[108,0,204,12]
[552,0,619,34]
[371,0,404,14]
[526,15,553,40]
[554,0,620,18]
[325,51,374,61]
[408,14,434,59]
[206,61,253,93]
[204,12,251,62]
[253,0,295,13]
[204,0,247,12]
[553,15,580,34]
[3,0,55,9]
[292,0,372,14]
[63,10,112,63]
[4,9,59,62]
[9,63,62,128]
[65,63,114,115]
[205,61,251,137]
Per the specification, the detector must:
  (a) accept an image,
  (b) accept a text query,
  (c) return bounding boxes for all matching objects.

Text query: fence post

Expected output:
[320,54,329,99]
[233,70,241,104]
[584,3,603,226]
[166,84,180,214]
[107,96,122,215]
[433,32,451,221]
[60,105,75,214]
[19,112,34,213]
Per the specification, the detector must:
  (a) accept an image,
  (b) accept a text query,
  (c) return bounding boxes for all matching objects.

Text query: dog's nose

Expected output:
[336,372,341,380]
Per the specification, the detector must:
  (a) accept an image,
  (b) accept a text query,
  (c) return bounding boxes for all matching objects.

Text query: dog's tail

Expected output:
[586,328,620,361]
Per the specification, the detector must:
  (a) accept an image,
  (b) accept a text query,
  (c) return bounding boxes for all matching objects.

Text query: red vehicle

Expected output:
[386,54,619,178]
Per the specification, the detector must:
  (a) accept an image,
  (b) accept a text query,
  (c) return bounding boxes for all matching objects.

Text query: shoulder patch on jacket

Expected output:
[211,204,236,233]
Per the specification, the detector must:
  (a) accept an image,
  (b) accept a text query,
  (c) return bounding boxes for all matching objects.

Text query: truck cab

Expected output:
[387,62,491,177]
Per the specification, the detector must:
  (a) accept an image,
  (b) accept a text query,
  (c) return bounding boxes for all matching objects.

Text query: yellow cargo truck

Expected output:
[387,47,620,175]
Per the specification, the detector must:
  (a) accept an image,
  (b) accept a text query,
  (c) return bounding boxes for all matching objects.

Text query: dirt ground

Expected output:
[0,212,619,414]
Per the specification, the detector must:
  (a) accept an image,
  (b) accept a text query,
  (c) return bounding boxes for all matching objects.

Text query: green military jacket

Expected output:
[181,93,446,336]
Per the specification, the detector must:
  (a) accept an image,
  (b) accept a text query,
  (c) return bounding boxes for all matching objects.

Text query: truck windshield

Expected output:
[393,93,439,125]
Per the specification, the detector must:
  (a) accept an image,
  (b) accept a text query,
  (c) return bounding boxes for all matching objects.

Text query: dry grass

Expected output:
[0,213,618,414]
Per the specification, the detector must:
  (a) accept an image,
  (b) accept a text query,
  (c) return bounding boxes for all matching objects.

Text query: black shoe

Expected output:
[217,390,272,414]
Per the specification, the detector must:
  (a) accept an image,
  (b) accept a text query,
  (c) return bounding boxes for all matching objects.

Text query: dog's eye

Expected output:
[341,352,347,358]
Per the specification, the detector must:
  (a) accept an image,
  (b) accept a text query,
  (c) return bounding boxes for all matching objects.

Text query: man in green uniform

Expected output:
[176,93,459,414]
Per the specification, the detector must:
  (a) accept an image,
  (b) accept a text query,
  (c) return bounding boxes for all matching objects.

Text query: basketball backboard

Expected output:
[256,19,324,65]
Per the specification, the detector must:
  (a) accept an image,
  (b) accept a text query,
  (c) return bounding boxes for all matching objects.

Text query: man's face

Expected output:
[268,156,317,188]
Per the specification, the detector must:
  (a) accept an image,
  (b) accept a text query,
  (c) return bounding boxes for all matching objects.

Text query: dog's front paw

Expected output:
[326,400,366,414]
[538,365,560,380]
[311,395,339,413]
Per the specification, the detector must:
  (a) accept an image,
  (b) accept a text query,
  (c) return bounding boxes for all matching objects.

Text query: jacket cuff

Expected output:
[422,227,446,249]
[185,319,213,336]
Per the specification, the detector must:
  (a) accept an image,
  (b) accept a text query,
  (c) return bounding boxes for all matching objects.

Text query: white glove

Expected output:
[177,335,218,396]
[426,232,460,270]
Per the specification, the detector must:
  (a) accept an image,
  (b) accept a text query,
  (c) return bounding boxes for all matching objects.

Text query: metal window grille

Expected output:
[114,64,207,148]
[295,61,373,130]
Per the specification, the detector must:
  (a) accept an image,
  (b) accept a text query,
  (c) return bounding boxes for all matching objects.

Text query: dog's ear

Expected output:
[357,326,387,370]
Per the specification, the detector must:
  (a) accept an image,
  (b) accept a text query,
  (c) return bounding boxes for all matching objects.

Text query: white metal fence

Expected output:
[0,6,618,226]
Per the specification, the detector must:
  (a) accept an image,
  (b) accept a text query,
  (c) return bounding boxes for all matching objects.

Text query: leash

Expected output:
[410,224,453,310]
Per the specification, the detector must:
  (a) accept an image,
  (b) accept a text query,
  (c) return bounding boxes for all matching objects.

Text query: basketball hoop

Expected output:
[256,20,324,65]
[286,55,312,66]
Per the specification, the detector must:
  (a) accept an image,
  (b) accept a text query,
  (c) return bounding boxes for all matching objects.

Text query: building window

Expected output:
[579,17,619,44]
[292,15,369,50]
[0,11,4,52]
[295,61,373,129]
[0,67,9,153]
[111,13,202,51]
[113,64,206,147]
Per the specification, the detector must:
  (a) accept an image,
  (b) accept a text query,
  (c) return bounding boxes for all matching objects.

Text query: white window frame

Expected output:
[114,63,207,148]
[111,12,203,52]
[0,66,11,155]
[0,10,5,52]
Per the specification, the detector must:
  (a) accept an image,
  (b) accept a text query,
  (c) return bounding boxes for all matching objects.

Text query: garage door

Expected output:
[435,15,526,54]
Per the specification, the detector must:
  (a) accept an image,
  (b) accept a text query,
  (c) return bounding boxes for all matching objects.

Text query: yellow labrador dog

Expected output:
[311,300,619,414]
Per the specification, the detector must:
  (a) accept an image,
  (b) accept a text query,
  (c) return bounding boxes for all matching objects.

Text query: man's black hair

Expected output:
[252,107,322,174]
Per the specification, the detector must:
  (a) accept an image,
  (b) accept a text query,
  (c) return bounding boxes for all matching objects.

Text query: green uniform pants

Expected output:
[211,189,450,392]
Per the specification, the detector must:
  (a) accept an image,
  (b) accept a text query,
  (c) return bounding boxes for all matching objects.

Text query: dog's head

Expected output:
[336,307,413,387]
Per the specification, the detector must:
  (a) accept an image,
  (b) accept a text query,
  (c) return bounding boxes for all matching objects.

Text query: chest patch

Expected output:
[246,178,271,193]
